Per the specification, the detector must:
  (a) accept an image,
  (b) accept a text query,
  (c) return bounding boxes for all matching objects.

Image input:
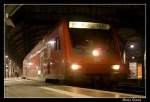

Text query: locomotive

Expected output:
[23,20,127,86]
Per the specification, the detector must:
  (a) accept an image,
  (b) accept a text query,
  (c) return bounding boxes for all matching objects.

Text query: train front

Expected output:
[66,21,127,83]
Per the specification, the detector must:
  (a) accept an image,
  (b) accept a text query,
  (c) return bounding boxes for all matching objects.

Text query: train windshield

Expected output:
[69,21,115,56]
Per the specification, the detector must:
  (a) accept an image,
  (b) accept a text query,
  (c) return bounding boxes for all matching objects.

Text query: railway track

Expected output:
[111,79,145,95]
[44,78,145,96]
[94,79,145,95]
[65,79,145,95]
[112,85,145,95]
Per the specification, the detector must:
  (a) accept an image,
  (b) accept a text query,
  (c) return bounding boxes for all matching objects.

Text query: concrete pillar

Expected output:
[144,50,146,79]
[123,50,126,64]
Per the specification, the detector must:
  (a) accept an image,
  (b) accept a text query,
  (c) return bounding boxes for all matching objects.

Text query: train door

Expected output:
[39,50,45,79]
[46,43,51,75]
[42,48,48,77]
[51,36,63,81]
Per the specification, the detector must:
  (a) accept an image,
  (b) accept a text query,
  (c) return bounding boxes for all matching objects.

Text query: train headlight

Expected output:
[92,50,100,56]
[111,65,120,70]
[71,64,81,70]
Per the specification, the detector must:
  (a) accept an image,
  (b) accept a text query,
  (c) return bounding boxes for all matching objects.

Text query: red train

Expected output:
[23,20,127,85]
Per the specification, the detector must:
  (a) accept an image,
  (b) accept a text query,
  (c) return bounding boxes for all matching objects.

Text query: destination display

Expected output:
[69,21,111,30]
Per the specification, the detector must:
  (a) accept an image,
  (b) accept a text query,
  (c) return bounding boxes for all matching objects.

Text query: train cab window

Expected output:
[55,37,60,51]
[69,27,115,56]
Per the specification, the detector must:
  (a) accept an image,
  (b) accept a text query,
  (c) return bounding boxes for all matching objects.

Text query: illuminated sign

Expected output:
[129,62,143,79]
[129,62,137,79]
[137,64,142,79]
[69,21,111,30]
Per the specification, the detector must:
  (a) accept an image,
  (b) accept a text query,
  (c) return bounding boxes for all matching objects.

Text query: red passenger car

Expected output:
[23,20,127,85]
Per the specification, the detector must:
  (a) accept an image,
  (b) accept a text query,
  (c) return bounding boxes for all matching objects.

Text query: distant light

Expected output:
[69,21,110,30]
[50,62,53,65]
[28,62,33,65]
[6,13,9,18]
[123,51,126,64]
[38,70,41,75]
[5,55,8,58]
[132,56,135,59]
[47,40,56,47]
[47,40,55,44]
[130,44,134,48]
[92,50,100,56]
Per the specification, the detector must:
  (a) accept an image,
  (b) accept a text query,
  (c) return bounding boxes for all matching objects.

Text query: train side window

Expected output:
[55,37,61,51]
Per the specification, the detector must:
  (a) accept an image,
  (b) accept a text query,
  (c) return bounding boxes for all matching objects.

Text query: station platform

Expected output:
[4,78,145,98]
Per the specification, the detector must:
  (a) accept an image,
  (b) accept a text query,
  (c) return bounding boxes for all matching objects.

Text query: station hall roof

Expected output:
[5,5,145,66]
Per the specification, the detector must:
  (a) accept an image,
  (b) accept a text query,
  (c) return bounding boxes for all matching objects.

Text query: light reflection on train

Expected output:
[23,20,127,85]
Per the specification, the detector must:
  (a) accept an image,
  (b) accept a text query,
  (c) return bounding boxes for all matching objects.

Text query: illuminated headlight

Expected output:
[71,64,81,70]
[92,50,100,56]
[111,65,120,70]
